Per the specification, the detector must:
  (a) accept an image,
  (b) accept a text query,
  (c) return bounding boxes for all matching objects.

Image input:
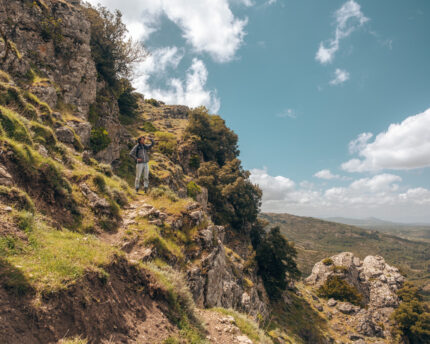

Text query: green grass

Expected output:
[212,308,273,343]
[2,213,115,292]
[0,106,32,143]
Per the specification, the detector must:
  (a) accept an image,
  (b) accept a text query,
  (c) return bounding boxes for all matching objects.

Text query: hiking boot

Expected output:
[135,187,139,193]
[144,186,148,193]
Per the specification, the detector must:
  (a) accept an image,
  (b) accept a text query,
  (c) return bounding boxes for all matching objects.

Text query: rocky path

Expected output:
[98,197,259,343]
[197,309,254,344]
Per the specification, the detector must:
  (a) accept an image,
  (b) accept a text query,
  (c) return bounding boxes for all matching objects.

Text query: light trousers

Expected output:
[135,162,149,189]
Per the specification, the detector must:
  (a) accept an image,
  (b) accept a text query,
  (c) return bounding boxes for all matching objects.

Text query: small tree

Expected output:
[255,226,300,300]
[83,4,146,87]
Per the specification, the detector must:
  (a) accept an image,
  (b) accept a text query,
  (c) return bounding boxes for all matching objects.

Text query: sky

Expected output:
[87,0,430,223]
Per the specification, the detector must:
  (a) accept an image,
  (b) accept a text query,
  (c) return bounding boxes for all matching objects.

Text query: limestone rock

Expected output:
[0,165,13,186]
[55,127,75,144]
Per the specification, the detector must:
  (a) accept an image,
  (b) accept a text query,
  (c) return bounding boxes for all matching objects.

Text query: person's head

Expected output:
[137,136,145,144]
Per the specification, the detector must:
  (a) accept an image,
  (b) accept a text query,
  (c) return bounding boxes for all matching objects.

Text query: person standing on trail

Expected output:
[129,136,155,192]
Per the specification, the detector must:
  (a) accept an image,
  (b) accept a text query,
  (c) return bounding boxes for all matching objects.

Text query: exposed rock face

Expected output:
[187,225,268,318]
[306,252,405,341]
[0,0,97,117]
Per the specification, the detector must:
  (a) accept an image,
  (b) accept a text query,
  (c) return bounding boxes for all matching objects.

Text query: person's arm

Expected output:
[144,138,155,149]
[129,144,138,161]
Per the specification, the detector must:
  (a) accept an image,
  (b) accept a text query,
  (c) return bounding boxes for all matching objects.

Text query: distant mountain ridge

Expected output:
[326,216,430,227]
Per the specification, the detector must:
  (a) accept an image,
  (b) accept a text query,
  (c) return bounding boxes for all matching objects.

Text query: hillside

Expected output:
[0,1,428,343]
[261,213,430,297]
[327,217,430,243]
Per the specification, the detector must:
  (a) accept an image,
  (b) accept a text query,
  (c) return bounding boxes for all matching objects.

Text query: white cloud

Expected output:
[314,169,340,180]
[315,0,369,64]
[342,108,430,172]
[134,49,220,112]
[348,132,373,154]
[330,68,350,85]
[251,168,430,222]
[277,108,296,119]
[250,168,295,201]
[88,0,247,63]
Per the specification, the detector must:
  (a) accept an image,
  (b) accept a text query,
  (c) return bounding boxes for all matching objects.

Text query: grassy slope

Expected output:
[261,213,430,296]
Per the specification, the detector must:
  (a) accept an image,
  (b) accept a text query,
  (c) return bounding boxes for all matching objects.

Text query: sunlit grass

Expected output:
[3,213,115,292]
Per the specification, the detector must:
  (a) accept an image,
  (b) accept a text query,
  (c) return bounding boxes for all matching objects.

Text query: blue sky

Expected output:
[89,0,430,222]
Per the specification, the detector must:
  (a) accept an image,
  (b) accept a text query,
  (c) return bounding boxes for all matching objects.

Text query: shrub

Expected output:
[392,282,430,343]
[154,131,177,157]
[317,275,362,306]
[90,127,111,153]
[322,258,333,266]
[96,163,113,177]
[150,186,179,202]
[255,226,300,300]
[186,181,200,200]
[145,98,160,107]
[188,154,200,170]
[0,106,32,143]
[93,174,107,193]
[141,121,157,132]
[118,80,139,119]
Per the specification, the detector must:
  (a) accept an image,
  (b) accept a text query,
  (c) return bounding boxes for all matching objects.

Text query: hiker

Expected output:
[129,136,155,192]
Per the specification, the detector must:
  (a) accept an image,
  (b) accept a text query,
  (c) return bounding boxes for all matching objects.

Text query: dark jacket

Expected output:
[129,139,154,163]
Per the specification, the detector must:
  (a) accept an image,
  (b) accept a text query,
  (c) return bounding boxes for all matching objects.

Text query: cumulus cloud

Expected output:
[315,0,369,64]
[330,69,350,85]
[251,168,430,222]
[134,49,220,112]
[314,169,341,180]
[342,108,430,172]
[87,0,247,63]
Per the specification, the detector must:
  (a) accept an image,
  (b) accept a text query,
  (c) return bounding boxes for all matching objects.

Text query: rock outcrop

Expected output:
[306,252,405,341]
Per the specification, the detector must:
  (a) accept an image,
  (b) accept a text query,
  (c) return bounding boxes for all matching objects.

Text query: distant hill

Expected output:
[261,212,430,298]
[326,216,430,243]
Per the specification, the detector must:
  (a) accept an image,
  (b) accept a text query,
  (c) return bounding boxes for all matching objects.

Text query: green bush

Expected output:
[154,131,176,157]
[90,127,111,153]
[145,98,160,107]
[150,186,178,202]
[392,282,430,343]
[0,106,32,143]
[118,80,139,120]
[317,275,362,306]
[93,174,107,193]
[322,258,333,266]
[188,154,200,169]
[141,121,157,132]
[186,181,200,200]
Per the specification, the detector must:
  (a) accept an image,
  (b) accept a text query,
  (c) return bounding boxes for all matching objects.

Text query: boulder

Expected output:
[55,127,75,144]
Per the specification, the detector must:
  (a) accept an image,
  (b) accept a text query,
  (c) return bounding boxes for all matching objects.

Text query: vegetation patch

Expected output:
[317,275,362,306]
[1,212,114,292]
[0,106,32,143]
[392,282,430,343]
[213,308,272,343]
[90,127,111,153]
[186,181,200,200]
